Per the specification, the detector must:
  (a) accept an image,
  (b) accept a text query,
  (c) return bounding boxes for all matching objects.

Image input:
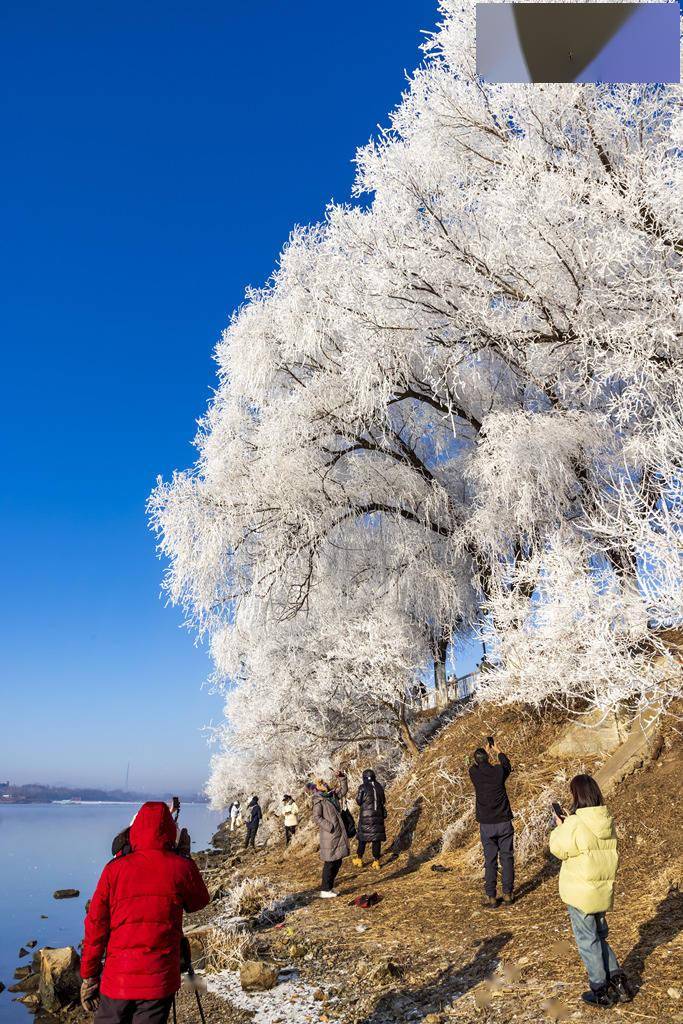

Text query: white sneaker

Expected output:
[319,890,338,898]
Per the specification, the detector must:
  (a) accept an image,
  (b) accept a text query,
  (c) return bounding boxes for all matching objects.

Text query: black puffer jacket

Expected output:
[355,770,386,842]
[246,798,262,829]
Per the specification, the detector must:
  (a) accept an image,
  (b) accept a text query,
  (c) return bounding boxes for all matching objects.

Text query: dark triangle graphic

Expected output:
[513,4,637,82]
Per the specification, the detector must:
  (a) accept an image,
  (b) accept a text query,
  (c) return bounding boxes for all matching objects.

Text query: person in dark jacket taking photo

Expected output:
[352,769,386,870]
[469,738,514,907]
[80,801,210,1023]
[244,795,262,849]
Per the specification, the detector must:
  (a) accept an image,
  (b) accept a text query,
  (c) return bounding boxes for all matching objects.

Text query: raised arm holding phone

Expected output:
[469,736,515,908]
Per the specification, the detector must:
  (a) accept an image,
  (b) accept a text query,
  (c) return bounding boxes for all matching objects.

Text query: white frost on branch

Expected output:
[149,0,683,802]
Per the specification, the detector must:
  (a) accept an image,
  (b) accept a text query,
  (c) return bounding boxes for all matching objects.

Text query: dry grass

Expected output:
[219,876,279,920]
[199,704,683,1024]
[514,772,568,865]
[205,925,258,974]
[441,807,474,852]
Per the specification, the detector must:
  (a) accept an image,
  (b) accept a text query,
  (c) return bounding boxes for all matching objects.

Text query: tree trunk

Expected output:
[433,636,450,707]
[397,703,420,758]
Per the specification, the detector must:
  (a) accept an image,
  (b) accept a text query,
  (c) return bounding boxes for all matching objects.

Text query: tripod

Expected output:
[172,936,207,1024]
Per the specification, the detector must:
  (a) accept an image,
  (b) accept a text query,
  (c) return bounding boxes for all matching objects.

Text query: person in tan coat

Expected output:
[550,774,633,1008]
[307,780,350,898]
[281,794,300,845]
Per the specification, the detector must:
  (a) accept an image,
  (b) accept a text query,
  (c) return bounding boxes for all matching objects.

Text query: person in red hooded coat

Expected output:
[80,801,210,1023]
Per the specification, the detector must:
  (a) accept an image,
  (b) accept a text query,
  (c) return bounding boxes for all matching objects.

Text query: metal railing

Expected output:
[415,670,479,712]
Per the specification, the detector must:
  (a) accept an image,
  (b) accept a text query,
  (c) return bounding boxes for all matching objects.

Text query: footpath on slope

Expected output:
[186,700,683,1024]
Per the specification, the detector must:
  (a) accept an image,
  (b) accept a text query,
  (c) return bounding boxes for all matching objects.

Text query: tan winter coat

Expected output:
[312,793,350,863]
[283,800,299,828]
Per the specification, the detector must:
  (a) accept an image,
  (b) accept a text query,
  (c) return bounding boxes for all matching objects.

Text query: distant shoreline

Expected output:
[0,799,209,806]
[1,784,208,805]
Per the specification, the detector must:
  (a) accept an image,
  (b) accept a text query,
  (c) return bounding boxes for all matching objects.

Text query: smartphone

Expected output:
[551,801,565,820]
[486,735,495,747]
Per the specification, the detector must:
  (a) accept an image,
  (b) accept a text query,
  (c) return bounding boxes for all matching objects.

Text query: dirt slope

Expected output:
[198,703,683,1024]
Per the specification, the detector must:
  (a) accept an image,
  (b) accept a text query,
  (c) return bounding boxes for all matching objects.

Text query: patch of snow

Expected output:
[207,967,341,1024]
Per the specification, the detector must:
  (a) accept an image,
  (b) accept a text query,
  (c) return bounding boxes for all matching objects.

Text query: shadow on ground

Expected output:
[359,932,513,1024]
[259,887,321,925]
[381,797,443,879]
[514,850,561,902]
[622,885,683,991]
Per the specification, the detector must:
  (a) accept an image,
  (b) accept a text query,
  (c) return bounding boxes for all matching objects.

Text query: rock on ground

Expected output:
[39,947,81,1013]
[239,960,279,992]
[184,924,213,971]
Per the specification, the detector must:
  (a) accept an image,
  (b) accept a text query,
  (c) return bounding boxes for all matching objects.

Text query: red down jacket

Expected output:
[80,802,210,999]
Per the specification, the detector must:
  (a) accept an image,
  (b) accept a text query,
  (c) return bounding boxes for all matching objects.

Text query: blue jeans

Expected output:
[567,905,620,988]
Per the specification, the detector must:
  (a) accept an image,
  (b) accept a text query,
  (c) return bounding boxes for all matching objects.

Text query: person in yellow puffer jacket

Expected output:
[550,774,634,1009]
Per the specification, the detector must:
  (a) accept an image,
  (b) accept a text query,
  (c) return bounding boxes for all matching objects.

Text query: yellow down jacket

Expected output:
[549,805,619,914]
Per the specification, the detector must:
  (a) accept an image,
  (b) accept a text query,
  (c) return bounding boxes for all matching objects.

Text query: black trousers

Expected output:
[94,995,173,1024]
[322,858,342,891]
[284,824,297,844]
[479,821,515,897]
[357,839,382,859]
[244,824,258,848]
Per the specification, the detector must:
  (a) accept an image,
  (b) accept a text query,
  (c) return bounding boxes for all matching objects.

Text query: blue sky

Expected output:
[1,0,438,792]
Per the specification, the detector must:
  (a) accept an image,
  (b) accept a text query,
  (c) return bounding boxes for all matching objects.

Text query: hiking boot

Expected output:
[502,892,514,905]
[483,896,499,909]
[581,984,618,1008]
[319,890,338,899]
[352,857,363,868]
[609,973,634,1003]
[371,859,381,871]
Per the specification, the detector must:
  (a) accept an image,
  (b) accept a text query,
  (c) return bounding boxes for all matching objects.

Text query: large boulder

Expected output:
[38,947,81,1012]
[53,889,80,900]
[184,925,212,971]
[596,703,663,795]
[32,948,49,972]
[547,709,625,758]
[239,960,279,992]
[211,823,232,851]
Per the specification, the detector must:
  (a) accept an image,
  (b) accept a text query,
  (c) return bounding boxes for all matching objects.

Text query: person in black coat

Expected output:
[353,769,386,870]
[469,740,514,906]
[244,795,262,849]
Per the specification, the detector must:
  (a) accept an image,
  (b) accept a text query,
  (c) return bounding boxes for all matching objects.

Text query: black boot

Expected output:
[581,984,618,1008]
[609,972,634,1003]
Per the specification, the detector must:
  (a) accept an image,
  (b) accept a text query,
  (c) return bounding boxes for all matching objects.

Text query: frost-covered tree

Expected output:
[203,580,429,805]
[150,0,682,801]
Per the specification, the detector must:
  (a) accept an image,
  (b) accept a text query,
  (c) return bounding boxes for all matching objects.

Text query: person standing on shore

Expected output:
[79,801,210,1023]
[352,769,386,870]
[308,780,350,898]
[469,738,515,907]
[549,774,632,1008]
[244,795,262,849]
[228,800,242,832]
[282,794,300,845]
